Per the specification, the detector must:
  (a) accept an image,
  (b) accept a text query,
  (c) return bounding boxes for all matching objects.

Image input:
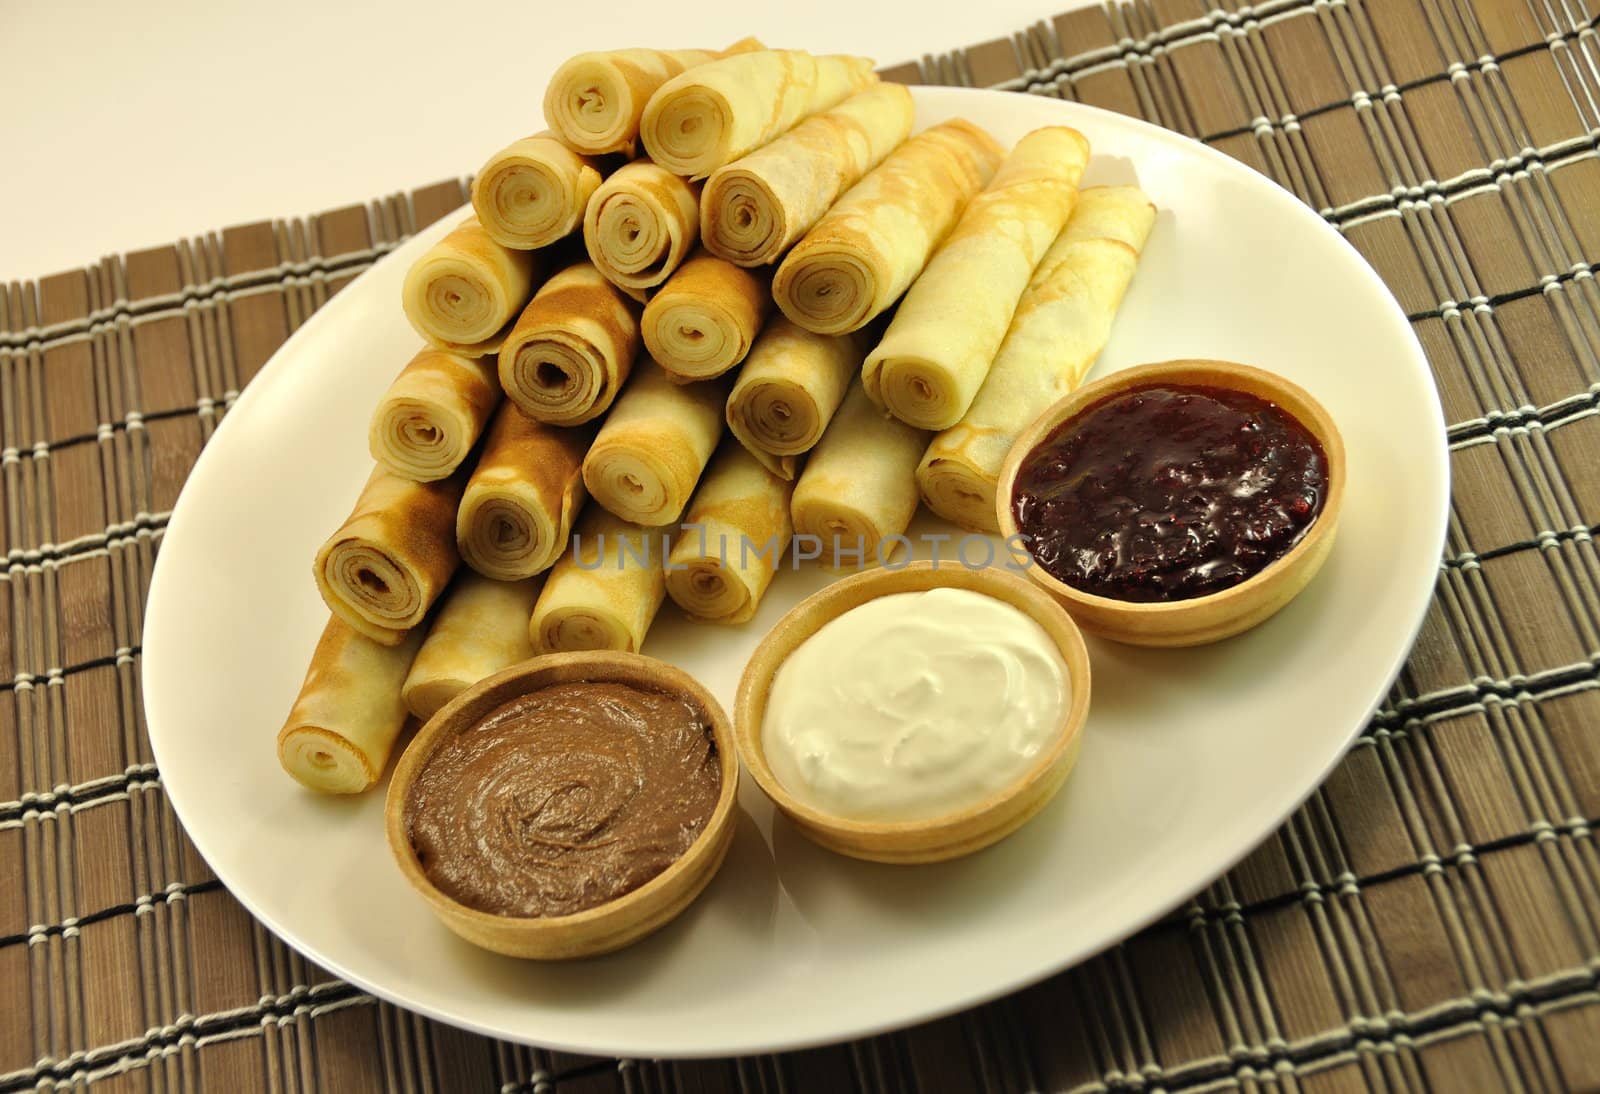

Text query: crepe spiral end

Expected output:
[588,192,677,289]
[368,399,471,482]
[533,608,634,653]
[791,502,884,569]
[916,457,1001,535]
[544,59,634,155]
[276,727,376,795]
[402,678,467,724]
[868,356,965,430]
[473,157,581,250]
[640,88,730,177]
[773,251,876,335]
[729,380,822,456]
[703,173,785,266]
[501,335,618,426]
[458,492,560,580]
[316,540,425,641]
[645,300,748,380]
[403,256,513,348]
[666,559,749,623]
[583,447,681,526]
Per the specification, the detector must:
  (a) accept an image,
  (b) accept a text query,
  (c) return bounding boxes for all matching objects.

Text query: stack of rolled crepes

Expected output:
[725,318,869,480]
[282,40,1170,801]
[498,261,641,426]
[368,348,501,482]
[666,441,794,622]
[401,217,540,356]
[455,405,593,580]
[772,120,1004,335]
[917,186,1157,531]
[863,126,1090,429]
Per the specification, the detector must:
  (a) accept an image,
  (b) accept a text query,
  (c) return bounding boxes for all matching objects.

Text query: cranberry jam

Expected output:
[1011,383,1328,603]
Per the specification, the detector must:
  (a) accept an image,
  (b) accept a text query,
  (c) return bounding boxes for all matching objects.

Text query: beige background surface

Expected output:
[0,0,1072,281]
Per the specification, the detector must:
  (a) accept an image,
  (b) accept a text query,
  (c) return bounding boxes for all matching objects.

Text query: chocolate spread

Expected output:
[405,681,721,918]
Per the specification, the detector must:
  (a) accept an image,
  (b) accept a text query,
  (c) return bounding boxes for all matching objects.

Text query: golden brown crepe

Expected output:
[639,50,878,178]
[582,361,732,526]
[368,348,500,482]
[642,253,772,381]
[789,381,928,568]
[771,120,1003,335]
[401,217,539,356]
[543,38,765,156]
[471,132,608,250]
[701,82,914,267]
[497,261,642,427]
[918,186,1157,532]
[666,441,795,623]
[724,318,867,479]
[529,509,669,652]
[583,160,701,295]
[456,405,593,580]
[313,467,464,645]
[863,126,1090,429]
[276,616,424,794]
[400,571,543,720]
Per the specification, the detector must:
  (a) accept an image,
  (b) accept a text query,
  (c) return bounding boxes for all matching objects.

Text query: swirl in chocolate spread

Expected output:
[405,681,721,918]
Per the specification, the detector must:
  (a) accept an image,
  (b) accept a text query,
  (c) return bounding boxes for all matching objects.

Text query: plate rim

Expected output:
[142,84,1451,1058]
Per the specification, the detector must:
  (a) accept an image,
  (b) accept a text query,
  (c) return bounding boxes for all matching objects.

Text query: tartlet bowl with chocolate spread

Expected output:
[997,360,1346,647]
[384,651,739,960]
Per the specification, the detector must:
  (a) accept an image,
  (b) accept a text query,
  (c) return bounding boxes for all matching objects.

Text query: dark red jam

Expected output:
[1011,383,1327,603]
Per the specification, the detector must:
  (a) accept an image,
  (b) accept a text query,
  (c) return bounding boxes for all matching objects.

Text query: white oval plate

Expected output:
[144,87,1448,1058]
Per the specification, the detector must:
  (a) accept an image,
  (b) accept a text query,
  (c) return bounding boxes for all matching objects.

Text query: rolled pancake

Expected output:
[400,571,543,720]
[790,381,929,568]
[772,120,1003,335]
[456,405,593,580]
[314,467,464,645]
[918,186,1156,532]
[725,318,867,478]
[583,160,701,294]
[582,360,732,526]
[498,261,642,426]
[472,132,608,250]
[666,441,794,623]
[530,509,669,653]
[401,216,539,356]
[702,82,914,267]
[640,50,878,178]
[642,253,772,381]
[543,38,764,156]
[863,126,1089,429]
[276,616,424,794]
[368,348,500,482]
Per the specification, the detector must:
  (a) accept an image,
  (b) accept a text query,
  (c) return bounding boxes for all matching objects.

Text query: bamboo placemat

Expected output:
[4,0,1600,1089]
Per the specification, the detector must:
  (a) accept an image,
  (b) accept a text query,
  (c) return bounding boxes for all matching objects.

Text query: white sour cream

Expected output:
[761,587,1070,823]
